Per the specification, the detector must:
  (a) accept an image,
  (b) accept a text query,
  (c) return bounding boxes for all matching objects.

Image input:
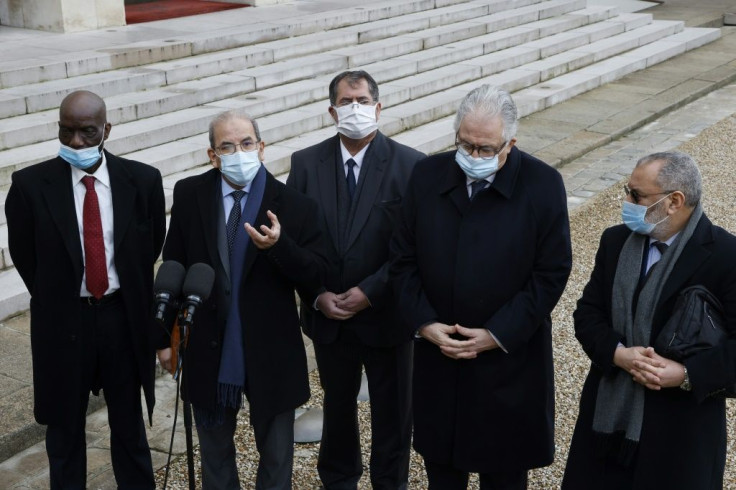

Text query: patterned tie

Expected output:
[82,176,108,299]
[346,159,357,200]
[470,180,487,200]
[226,190,246,256]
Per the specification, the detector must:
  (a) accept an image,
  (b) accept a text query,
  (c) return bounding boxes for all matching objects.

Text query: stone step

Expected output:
[0,0,592,153]
[0,0,558,121]
[0,25,719,283]
[3,16,678,184]
[0,9,656,182]
[0,0,455,90]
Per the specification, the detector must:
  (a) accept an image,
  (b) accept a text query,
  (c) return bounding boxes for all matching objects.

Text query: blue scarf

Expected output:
[196,166,266,428]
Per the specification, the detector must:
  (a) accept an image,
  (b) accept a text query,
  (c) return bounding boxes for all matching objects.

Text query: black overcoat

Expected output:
[162,168,326,425]
[390,147,572,472]
[563,215,736,489]
[5,152,166,425]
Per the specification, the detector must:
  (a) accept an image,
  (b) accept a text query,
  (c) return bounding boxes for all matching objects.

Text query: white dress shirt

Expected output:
[71,154,120,296]
[339,140,370,183]
[220,176,252,224]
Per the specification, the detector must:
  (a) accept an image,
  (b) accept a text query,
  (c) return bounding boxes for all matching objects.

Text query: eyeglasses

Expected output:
[215,140,259,155]
[455,137,507,160]
[623,184,675,204]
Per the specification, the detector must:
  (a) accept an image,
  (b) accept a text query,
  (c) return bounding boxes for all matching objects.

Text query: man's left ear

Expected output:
[668,191,686,213]
[258,140,266,162]
[375,102,382,121]
[103,122,112,141]
[506,138,517,151]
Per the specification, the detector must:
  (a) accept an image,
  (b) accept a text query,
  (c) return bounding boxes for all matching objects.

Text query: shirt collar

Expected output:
[220,174,252,198]
[339,140,370,167]
[649,232,680,248]
[71,152,110,188]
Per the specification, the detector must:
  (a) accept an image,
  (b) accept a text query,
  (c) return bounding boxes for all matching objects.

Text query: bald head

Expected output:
[58,90,110,155]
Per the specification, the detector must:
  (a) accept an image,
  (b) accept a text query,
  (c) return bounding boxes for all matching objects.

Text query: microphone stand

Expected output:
[174,313,196,490]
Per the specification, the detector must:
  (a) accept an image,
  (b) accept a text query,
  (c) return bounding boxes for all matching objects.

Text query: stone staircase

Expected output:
[0,0,721,324]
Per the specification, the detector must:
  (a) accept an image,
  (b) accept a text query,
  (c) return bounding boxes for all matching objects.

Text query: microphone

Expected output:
[153,261,186,326]
[178,263,215,329]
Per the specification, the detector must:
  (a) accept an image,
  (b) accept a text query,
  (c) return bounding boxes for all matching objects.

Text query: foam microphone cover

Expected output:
[154,261,186,296]
[182,263,216,301]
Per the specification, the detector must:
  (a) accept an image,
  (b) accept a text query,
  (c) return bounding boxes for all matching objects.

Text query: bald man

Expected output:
[5,90,166,488]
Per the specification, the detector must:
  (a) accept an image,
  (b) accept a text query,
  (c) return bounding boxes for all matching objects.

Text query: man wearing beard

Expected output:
[563,151,736,489]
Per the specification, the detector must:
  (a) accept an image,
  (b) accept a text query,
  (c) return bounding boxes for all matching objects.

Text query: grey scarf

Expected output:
[591,204,703,462]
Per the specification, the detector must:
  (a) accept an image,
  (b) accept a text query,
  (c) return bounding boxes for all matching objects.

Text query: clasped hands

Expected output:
[418,322,497,359]
[316,287,371,320]
[614,345,686,390]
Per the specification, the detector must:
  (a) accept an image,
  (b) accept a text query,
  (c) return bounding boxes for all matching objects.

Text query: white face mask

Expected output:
[333,103,378,140]
[219,150,261,187]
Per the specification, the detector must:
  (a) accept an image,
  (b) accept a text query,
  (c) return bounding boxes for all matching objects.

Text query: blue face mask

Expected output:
[58,130,105,170]
[219,150,261,187]
[621,194,671,235]
[455,149,500,180]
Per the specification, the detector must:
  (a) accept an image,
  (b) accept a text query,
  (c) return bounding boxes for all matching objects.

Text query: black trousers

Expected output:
[194,406,295,490]
[314,329,412,490]
[424,460,528,490]
[45,294,154,489]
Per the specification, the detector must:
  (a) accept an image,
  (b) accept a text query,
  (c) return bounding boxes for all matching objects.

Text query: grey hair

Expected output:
[208,110,261,149]
[636,151,702,207]
[453,85,518,141]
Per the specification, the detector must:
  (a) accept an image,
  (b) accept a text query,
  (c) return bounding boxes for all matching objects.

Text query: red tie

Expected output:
[82,176,108,299]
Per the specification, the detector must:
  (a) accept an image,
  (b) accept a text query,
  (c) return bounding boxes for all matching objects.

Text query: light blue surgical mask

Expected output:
[58,130,105,170]
[455,149,499,180]
[621,193,672,235]
[219,150,261,187]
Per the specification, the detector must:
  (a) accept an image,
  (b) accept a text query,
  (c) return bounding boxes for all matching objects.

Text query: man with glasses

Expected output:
[390,85,572,489]
[562,151,736,489]
[160,110,327,489]
[288,70,424,489]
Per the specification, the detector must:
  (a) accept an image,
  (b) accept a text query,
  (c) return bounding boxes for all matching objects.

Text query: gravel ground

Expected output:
[155,112,736,489]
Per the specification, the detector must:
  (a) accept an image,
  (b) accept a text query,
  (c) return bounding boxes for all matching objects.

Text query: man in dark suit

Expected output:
[287,70,424,489]
[159,110,326,489]
[562,151,736,489]
[5,90,166,488]
[390,85,572,489]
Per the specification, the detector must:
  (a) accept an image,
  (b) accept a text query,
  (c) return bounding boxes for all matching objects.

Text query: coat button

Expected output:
[210,341,218,349]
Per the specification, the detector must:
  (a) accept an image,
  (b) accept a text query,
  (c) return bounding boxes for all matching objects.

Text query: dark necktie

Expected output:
[470,180,487,200]
[226,190,246,256]
[82,176,108,299]
[346,159,357,200]
[644,241,669,280]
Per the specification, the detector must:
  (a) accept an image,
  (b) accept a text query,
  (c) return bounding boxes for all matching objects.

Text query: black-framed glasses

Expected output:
[216,140,260,155]
[623,184,675,204]
[455,136,507,160]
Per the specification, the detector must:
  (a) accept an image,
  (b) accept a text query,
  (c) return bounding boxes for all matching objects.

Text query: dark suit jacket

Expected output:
[563,215,736,489]
[390,147,572,472]
[5,151,166,425]
[287,132,425,347]
[162,167,326,425]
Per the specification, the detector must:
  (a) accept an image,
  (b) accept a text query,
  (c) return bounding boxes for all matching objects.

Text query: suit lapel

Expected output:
[345,133,388,250]
[439,153,470,215]
[42,158,83,280]
[241,172,281,279]
[658,216,713,307]
[316,136,340,252]
[197,169,227,281]
[107,153,137,254]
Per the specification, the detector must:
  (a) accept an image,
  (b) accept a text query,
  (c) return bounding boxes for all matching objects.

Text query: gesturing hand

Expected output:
[245,210,280,249]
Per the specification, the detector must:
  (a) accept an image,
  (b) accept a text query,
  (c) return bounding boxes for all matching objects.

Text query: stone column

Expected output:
[0,0,126,32]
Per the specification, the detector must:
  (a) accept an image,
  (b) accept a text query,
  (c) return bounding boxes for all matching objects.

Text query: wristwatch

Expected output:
[680,366,692,391]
